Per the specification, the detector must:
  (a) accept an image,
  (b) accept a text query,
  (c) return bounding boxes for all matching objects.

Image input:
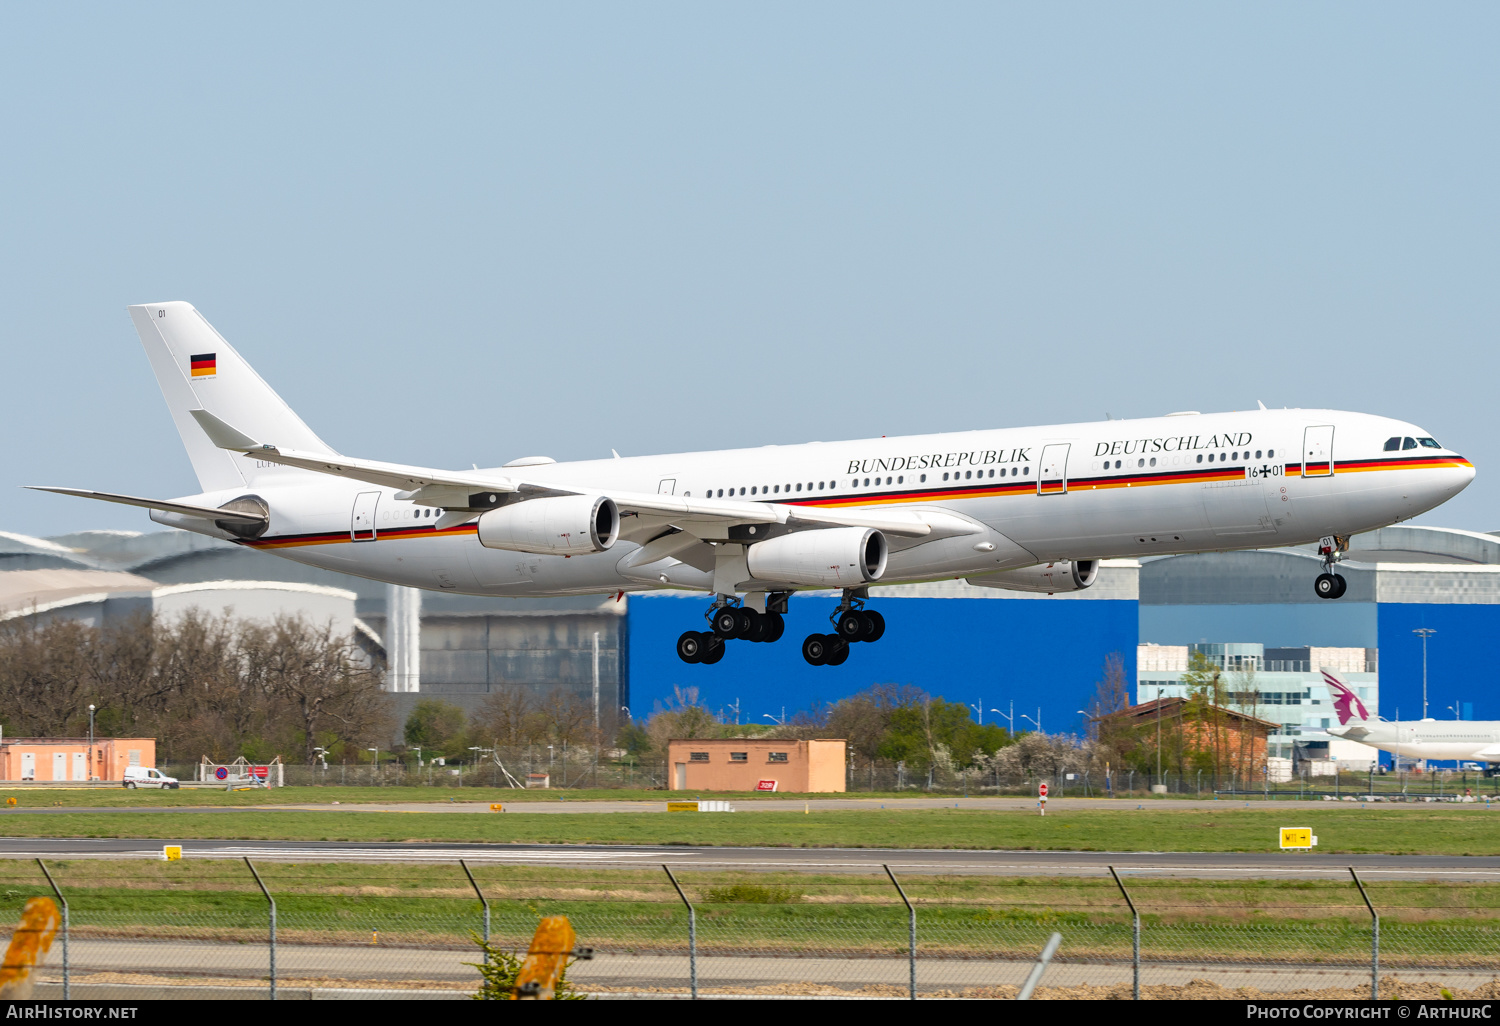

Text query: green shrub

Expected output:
[469,935,586,1000]
[705,883,805,904]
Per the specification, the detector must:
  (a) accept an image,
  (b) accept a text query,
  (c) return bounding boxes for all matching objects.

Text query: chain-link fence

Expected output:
[0,858,1494,1000]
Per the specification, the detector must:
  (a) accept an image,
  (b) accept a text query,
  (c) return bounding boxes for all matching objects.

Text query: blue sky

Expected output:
[3,4,1497,537]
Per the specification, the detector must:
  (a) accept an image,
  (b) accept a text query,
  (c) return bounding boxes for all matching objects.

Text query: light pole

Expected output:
[763,708,786,726]
[969,702,983,726]
[367,747,379,786]
[991,703,1015,733]
[411,745,423,767]
[87,705,95,782]
[1021,711,1041,734]
[1413,628,1436,720]
[1077,710,1091,737]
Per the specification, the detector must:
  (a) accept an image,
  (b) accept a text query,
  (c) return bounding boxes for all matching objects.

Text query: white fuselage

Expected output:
[1329,720,1500,765]
[152,407,1473,600]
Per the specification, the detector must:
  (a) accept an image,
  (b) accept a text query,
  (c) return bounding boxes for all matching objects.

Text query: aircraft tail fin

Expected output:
[1322,670,1371,725]
[128,303,337,492]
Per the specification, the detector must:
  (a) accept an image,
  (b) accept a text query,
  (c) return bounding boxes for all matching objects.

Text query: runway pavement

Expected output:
[0,794,1478,815]
[1,835,1496,878]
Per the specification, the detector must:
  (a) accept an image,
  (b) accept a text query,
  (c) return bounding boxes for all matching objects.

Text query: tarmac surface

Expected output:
[0,836,1497,878]
[0,794,1481,814]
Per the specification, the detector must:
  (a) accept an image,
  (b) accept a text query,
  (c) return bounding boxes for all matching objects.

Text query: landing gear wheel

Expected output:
[802,633,830,666]
[743,609,768,642]
[863,610,885,642]
[825,635,850,665]
[677,631,708,663]
[1314,573,1338,599]
[837,610,867,641]
[1330,573,1347,599]
[711,607,744,638]
[700,636,726,664]
[764,612,785,643]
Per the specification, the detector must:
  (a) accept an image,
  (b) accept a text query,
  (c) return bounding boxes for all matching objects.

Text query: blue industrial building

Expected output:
[627,566,1140,733]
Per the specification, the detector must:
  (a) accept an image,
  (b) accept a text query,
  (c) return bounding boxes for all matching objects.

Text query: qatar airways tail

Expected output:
[28,301,1477,670]
[1324,672,1500,765]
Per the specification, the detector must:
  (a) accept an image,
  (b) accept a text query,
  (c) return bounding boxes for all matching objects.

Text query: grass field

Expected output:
[0,860,1491,967]
[0,806,1497,854]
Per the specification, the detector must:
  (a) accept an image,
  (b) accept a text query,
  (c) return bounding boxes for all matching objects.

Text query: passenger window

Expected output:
[1402,437,1418,450]
[897,476,903,484]
[773,485,779,493]
[1267,449,1274,458]
[1418,437,1441,449]
[920,474,926,482]
[1023,467,1029,476]
[965,471,972,479]
[1149,457,1156,467]
[1255,450,1262,459]
[795,483,802,492]
[887,477,893,485]
[751,487,757,495]
[1208,454,1215,462]
[1197,455,1204,463]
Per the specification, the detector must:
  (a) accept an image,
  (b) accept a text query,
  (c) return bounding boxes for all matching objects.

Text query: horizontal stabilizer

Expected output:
[189,409,262,451]
[24,486,268,524]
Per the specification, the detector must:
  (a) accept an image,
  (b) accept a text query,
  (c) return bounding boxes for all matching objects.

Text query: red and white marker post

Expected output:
[1038,781,1048,816]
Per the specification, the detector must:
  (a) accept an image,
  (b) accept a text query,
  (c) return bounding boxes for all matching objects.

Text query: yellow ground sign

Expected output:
[162,845,182,861]
[489,803,503,812]
[667,802,699,813]
[1279,827,1316,849]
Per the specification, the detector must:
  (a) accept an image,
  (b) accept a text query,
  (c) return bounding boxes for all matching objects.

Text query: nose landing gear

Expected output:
[1314,535,1350,599]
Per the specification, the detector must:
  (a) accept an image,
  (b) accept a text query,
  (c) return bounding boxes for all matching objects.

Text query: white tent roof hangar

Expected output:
[197,756,283,788]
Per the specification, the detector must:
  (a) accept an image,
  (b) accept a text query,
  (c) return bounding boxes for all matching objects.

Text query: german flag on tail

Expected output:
[190,353,216,378]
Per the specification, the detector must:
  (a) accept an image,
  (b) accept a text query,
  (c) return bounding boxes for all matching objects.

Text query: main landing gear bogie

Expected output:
[677,600,787,664]
[675,592,884,666]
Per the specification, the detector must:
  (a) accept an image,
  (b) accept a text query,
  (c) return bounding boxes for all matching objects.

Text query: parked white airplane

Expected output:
[31,303,1475,667]
[1324,672,1500,766]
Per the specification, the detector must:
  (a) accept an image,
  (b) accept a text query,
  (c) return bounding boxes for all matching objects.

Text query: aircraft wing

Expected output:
[190,408,939,540]
[23,486,269,524]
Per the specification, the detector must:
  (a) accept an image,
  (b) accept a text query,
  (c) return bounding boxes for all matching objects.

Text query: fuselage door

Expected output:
[1037,444,1070,496]
[657,479,676,495]
[1302,426,1335,478]
[351,491,381,541]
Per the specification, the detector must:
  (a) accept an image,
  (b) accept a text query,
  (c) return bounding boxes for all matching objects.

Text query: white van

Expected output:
[122,766,179,789]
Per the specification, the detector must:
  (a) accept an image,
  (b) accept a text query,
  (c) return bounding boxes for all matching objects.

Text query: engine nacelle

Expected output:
[745,527,888,587]
[966,559,1098,594]
[476,496,619,555]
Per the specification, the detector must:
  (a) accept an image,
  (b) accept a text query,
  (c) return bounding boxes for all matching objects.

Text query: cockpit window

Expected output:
[1383,437,1400,451]
[1402,437,1418,450]
[1418,437,1442,449]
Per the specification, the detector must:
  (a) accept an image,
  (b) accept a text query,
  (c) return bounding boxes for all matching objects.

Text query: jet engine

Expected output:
[966,559,1098,594]
[745,527,888,587]
[476,496,619,555]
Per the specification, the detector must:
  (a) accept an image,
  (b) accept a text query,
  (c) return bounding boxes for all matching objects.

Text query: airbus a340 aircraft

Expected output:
[32,303,1475,668]
[1324,672,1500,768]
